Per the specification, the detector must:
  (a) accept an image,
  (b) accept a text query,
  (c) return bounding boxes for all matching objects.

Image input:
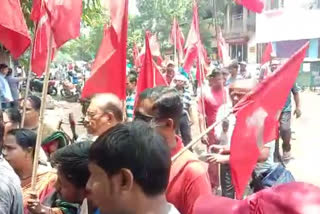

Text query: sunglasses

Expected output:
[134,111,153,123]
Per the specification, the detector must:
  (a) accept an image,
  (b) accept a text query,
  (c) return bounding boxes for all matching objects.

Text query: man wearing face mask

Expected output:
[134,87,211,214]
[79,93,123,142]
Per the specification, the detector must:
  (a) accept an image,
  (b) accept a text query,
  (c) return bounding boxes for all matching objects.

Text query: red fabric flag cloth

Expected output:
[82,0,128,100]
[196,43,208,85]
[170,18,185,61]
[133,43,140,68]
[183,1,200,73]
[230,42,309,199]
[217,28,231,66]
[154,62,168,86]
[46,0,82,48]
[193,182,320,214]
[235,0,265,13]
[31,14,55,77]
[136,32,154,98]
[0,0,31,59]
[261,42,273,65]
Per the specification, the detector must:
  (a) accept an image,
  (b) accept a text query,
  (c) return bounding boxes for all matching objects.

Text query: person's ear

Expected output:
[165,118,174,129]
[112,169,134,195]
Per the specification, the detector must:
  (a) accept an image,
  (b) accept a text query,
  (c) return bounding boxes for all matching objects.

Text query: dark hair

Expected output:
[27,96,41,111]
[152,87,183,127]
[5,108,21,125]
[53,141,91,188]
[6,68,13,77]
[0,64,8,73]
[127,73,137,83]
[90,121,171,196]
[208,69,222,79]
[7,129,37,151]
[229,60,239,69]
[138,88,154,101]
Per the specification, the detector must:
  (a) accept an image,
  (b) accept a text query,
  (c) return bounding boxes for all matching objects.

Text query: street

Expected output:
[44,91,320,187]
[287,91,320,187]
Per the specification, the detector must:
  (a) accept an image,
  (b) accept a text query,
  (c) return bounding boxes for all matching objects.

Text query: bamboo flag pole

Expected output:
[21,25,39,127]
[30,31,53,192]
[172,112,231,161]
[174,17,177,65]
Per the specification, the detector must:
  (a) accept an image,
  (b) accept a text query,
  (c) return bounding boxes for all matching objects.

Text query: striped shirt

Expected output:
[178,87,192,113]
[126,92,136,121]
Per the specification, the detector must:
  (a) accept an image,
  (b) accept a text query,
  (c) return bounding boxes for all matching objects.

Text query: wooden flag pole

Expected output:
[21,24,39,127]
[30,31,53,192]
[174,18,177,65]
[172,112,231,162]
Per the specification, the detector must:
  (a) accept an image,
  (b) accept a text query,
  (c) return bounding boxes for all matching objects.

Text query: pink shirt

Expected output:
[198,87,227,144]
[166,137,212,214]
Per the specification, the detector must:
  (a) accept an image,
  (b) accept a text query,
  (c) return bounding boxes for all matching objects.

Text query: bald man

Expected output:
[83,94,123,138]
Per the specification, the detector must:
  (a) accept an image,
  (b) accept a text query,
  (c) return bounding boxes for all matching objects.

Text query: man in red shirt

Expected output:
[198,70,227,190]
[135,86,212,214]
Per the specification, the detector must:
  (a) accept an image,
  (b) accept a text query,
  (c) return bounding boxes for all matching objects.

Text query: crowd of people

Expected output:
[0,57,320,214]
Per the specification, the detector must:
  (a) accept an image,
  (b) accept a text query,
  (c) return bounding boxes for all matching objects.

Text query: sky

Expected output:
[129,0,140,15]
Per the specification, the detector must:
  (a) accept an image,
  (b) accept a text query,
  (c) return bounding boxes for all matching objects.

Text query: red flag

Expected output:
[261,42,273,65]
[133,43,140,68]
[46,0,82,48]
[170,18,185,61]
[31,13,55,77]
[183,1,200,73]
[137,32,163,66]
[82,0,128,100]
[136,32,154,97]
[30,0,44,22]
[154,62,168,86]
[0,0,31,59]
[196,43,209,85]
[235,0,264,13]
[230,42,309,198]
[217,28,231,66]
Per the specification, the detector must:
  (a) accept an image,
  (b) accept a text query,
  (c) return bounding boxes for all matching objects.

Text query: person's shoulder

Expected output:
[0,158,21,191]
[178,151,208,177]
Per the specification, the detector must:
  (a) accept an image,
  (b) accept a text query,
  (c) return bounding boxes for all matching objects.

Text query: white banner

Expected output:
[256,9,320,43]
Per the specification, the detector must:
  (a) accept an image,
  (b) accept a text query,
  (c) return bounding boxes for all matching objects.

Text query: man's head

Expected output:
[126,73,137,94]
[84,94,123,136]
[239,61,247,72]
[20,96,41,128]
[228,60,239,77]
[3,108,21,137]
[135,87,183,148]
[53,141,91,204]
[229,79,258,106]
[270,59,281,72]
[86,121,171,214]
[0,64,9,76]
[208,70,224,91]
[166,62,175,84]
[173,74,187,90]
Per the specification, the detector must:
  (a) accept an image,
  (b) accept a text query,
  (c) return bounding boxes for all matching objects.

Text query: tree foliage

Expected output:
[128,0,233,59]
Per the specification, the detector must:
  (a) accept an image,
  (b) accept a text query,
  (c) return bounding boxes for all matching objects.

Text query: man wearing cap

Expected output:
[239,61,251,79]
[172,74,193,146]
[225,60,239,86]
[166,61,176,86]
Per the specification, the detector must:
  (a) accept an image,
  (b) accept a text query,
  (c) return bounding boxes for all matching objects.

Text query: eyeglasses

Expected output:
[134,111,153,123]
[85,111,105,120]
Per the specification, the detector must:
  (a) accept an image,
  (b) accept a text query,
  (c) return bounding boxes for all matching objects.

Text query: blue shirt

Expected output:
[0,73,13,103]
[282,83,300,113]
